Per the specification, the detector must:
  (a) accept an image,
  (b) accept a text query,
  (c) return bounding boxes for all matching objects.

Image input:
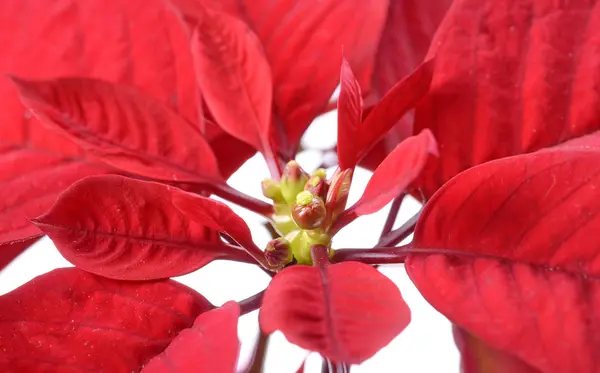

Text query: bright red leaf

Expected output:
[0,268,212,372]
[350,129,437,216]
[170,0,389,157]
[414,0,600,199]
[191,7,273,155]
[11,77,223,184]
[171,189,262,261]
[406,131,600,373]
[454,327,541,373]
[142,301,240,373]
[0,238,39,272]
[260,261,410,364]
[32,175,250,281]
[337,59,363,171]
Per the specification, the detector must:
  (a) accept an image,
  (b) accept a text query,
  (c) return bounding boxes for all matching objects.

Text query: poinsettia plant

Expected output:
[1,0,600,372]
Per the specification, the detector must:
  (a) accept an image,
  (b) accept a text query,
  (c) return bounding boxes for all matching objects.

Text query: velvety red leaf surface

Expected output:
[260,261,410,364]
[172,189,261,256]
[0,0,249,246]
[0,268,212,372]
[454,327,541,373]
[336,59,363,171]
[32,175,246,281]
[407,131,600,373]
[12,77,223,184]
[0,145,107,245]
[191,8,273,154]
[371,0,451,96]
[414,0,600,199]
[170,0,388,157]
[351,129,437,216]
[142,301,240,373]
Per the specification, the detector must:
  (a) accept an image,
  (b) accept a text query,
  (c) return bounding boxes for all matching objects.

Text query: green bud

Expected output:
[286,230,312,265]
[261,179,284,202]
[264,238,293,270]
[312,168,327,180]
[280,160,309,204]
[292,192,326,230]
[272,203,299,236]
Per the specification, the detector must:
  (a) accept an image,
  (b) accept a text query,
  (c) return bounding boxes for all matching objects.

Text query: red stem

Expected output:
[239,290,265,315]
[202,182,274,217]
[332,245,485,265]
[311,245,331,267]
[380,195,404,238]
[328,209,357,236]
[376,210,421,247]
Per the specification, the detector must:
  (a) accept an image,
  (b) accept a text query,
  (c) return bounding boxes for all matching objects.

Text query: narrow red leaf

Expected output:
[351,129,437,216]
[407,131,600,373]
[371,0,451,96]
[142,301,240,373]
[0,268,212,372]
[414,0,600,198]
[0,145,107,245]
[336,59,363,171]
[171,189,263,264]
[32,175,248,281]
[191,7,273,154]
[260,261,410,364]
[169,0,389,157]
[11,76,222,184]
[0,238,39,272]
[454,327,541,373]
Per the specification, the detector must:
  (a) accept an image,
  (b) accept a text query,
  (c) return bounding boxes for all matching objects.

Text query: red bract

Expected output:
[32,175,252,281]
[407,131,600,372]
[142,302,241,373]
[260,259,410,364]
[414,0,600,198]
[0,268,213,371]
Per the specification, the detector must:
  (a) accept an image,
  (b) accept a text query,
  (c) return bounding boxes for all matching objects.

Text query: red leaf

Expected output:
[454,327,541,373]
[11,77,222,184]
[357,59,435,165]
[414,0,600,198]
[0,268,212,372]
[0,145,107,245]
[406,131,600,373]
[32,175,247,281]
[259,261,410,364]
[142,301,240,373]
[0,238,39,272]
[170,0,389,157]
[191,7,273,154]
[351,129,438,216]
[171,189,262,259]
[371,0,451,96]
[337,59,363,171]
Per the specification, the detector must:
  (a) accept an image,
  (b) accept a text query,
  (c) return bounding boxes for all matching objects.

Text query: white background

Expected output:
[0,111,459,372]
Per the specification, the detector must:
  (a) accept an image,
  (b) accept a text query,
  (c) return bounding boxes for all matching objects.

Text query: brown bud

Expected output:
[291,191,326,230]
[265,238,293,270]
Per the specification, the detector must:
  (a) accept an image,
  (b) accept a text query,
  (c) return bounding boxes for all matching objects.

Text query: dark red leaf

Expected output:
[336,59,363,171]
[32,175,248,281]
[142,301,240,373]
[454,327,541,373]
[191,7,273,154]
[371,0,451,96]
[357,59,435,165]
[406,131,600,373]
[0,267,212,372]
[351,129,437,216]
[260,261,410,364]
[170,0,389,157]
[0,145,107,245]
[171,189,262,260]
[11,77,223,184]
[414,0,600,198]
